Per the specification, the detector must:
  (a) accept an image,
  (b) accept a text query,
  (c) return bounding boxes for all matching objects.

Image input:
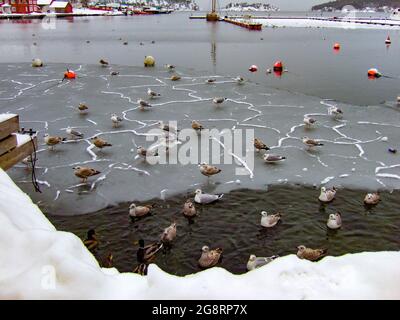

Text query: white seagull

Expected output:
[194,189,223,204]
[110,114,123,128]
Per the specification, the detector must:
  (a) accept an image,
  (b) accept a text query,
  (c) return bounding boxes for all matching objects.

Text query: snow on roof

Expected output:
[49,1,70,8]
[37,0,53,5]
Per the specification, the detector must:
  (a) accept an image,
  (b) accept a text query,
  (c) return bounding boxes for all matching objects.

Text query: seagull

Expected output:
[194,189,223,204]
[137,99,152,111]
[254,138,270,152]
[191,120,204,132]
[303,116,317,128]
[147,88,161,98]
[73,166,101,183]
[247,254,279,271]
[327,212,342,230]
[182,199,197,217]
[136,239,163,264]
[160,222,177,244]
[263,154,286,163]
[44,134,66,150]
[364,192,380,205]
[165,64,176,70]
[319,186,337,203]
[111,113,123,128]
[198,246,222,269]
[78,103,88,114]
[99,59,109,66]
[91,137,112,149]
[213,97,226,105]
[137,146,158,159]
[302,136,324,148]
[206,78,216,84]
[66,127,84,139]
[328,105,343,118]
[129,203,152,218]
[260,211,282,228]
[199,163,221,178]
[170,74,181,81]
[110,71,119,76]
[296,245,327,261]
[233,76,245,84]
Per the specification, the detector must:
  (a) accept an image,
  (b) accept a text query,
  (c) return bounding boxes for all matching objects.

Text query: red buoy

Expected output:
[273,61,283,72]
[367,68,382,79]
[385,36,391,45]
[333,43,341,50]
[64,70,76,79]
[249,65,258,72]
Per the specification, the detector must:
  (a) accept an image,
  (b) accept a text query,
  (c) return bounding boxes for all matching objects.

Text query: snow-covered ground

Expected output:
[1,168,400,299]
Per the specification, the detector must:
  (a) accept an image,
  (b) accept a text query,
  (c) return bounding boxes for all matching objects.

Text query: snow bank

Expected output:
[1,168,400,299]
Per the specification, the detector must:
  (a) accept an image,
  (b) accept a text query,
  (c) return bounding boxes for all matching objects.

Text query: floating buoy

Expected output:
[367,68,382,79]
[333,43,340,50]
[249,65,258,72]
[385,36,391,45]
[144,55,155,67]
[64,70,76,79]
[273,61,283,72]
[31,58,43,67]
[388,148,397,154]
[274,70,283,77]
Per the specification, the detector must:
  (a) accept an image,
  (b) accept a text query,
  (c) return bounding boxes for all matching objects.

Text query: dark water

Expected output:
[1,12,400,105]
[49,186,400,275]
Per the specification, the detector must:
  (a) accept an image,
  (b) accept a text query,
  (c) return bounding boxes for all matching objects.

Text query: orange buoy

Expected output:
[249,65,258,72]
[333,43,341,50]
[64,70,76,79]
[367,68,382,79]
[273,61,283,72]
[385,36,391,44]
[273,70,283,77]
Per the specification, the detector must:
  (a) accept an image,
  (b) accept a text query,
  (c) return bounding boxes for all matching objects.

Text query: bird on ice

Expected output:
[136,239,163,264]
[194,189,223,204]
[302,136,324,149]
[319,186,337,203]
[182,199,197,217]
[165,64,176,70]
[147,88,161,98]
[199,163,221,178]
[137,99,152,111]
[263,154,286,163]
[364,192,380,205]
[110,113,123,128]
[260,211,282,228]
[233,76,245,84]
[327,212,342,230]
[44,134,66,150]
[110,71,119,76]
[206,78,216,84]
[160,222,177,244]
[191,120,204,132]
[198,246,222,269]
[66,126,84,139]
[73,166,101,183]
[91,137,112,149]
[136,146,158,159]
[254,138,270,152]
[129,203,152,218]
[170,74,181,81]
[328,105,343,118]
[296,245,327,262]
[78,103,88,114]
[158,121,178,133]
[303,116,317,128]
[213,97,226,105]
[247,254,279,271]
[99,59,109,66]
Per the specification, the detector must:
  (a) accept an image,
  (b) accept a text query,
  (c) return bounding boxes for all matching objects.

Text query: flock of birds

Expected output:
[30,59,382,275]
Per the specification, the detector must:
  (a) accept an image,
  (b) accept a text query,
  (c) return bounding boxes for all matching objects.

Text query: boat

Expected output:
[133,6,173,15]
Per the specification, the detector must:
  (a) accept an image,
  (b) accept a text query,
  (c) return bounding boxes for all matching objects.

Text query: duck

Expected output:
[73,166,101,183]
[327,212,342,230]
[247,254,279,271]
[136,239,163,264]
[194,189,223,204]
[260,211,282,228]
[198,246,223,269]
[44,134,66,150]
[254,138,270,152]
[364,192,380,205]
[182,199,196,217]
[133,263,149,276]
[319,186,337,203]
[160,222,177,244]
[296,245,327,261]
[129,203,152,218]
[103,253,113,268]
[91,137,112,149]
[83,229,99,251]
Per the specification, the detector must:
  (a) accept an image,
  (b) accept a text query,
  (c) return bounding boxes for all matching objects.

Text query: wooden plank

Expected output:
[0,135,37,171]
[0,114,19,141]
[0,134,17,156]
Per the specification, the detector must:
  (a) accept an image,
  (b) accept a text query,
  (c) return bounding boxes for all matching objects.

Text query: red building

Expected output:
[0,0,39,14]
[49,1,72,13]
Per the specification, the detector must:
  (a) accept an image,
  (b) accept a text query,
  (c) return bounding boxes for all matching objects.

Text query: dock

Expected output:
[223,18,262,30]
[0,114,37,171]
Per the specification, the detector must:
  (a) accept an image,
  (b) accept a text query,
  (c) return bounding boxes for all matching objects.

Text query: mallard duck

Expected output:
[103,253,113,268]
[296,245,327,261]
[133,263,148,276]
[83,229,99,251]
[137,239,163,264]
[198,246,222,269]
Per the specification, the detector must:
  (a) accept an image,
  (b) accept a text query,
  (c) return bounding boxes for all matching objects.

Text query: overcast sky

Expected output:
[196,0,324,11]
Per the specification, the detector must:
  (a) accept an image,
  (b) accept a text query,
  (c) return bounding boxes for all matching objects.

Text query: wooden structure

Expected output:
[206,0,219,21]
[0,114,37,171]
[224,17,262,30]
